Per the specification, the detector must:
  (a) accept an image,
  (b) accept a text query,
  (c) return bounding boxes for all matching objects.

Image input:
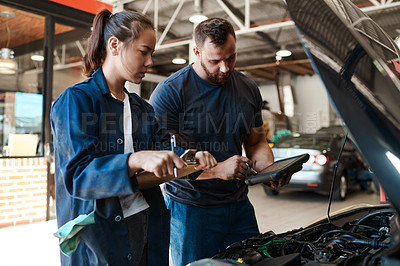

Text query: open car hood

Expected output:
[286,0,400,215]
[190,2,400,265]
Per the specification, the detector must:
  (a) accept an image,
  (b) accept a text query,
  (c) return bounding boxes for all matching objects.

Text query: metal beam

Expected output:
[13,28,88,57]
[157,0,185,47]
[220,0,277,46]
[362,1,400,11]
[215,0,245,29]
[235,20,294,35]
[157,39,192,50]
[142,0,152,14]
[0,0,94,29]
[75,40,85,56]
[245,0,250,29]
[154,0,159,38]
[157,20,294,50]
[369,0,382,6]
[237,59,311,71]
[43,15,54,221]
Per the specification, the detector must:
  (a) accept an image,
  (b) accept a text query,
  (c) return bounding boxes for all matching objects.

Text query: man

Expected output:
[149,18,290,266]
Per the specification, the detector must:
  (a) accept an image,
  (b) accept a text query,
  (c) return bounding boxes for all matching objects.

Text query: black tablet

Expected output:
[245,153,310,185]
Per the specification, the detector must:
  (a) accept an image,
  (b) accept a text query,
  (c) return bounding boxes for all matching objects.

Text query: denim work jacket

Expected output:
[51,68,174,266]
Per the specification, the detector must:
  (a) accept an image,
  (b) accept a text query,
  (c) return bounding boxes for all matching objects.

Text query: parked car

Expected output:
[264,132,361,200]
[190,0,400,265]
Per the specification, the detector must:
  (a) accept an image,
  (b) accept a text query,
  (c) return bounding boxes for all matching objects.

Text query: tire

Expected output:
[263,186,279,196]
[333,174,348,201]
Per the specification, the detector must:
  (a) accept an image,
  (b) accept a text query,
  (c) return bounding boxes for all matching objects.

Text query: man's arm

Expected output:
[243,125,274,172]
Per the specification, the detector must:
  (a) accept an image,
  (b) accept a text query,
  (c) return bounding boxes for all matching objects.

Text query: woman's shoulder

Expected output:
[53,77,101,109]
[129,93,154,110]
[60,78,100,98]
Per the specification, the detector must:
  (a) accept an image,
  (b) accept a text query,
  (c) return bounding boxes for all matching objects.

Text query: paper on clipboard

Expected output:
[136,164,200,190]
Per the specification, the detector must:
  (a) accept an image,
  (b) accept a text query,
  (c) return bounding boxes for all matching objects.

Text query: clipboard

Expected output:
[136,164,200,189]
[136,149,200,189]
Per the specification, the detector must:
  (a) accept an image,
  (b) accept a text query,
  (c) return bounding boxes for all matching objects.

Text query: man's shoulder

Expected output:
[150,66,192,102]
[232,70,257,85]
[161,65,192,87]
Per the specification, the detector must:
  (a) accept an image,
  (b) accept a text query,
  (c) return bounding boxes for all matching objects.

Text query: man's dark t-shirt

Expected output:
[149,64,263,208]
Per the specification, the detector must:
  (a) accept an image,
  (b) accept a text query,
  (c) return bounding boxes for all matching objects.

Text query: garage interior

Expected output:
[0,0,399,265]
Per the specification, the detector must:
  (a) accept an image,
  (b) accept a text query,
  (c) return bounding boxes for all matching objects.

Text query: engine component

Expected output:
[213,209,394,265]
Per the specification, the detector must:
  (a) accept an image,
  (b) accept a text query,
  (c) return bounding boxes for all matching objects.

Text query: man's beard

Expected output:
[201,60,233,84]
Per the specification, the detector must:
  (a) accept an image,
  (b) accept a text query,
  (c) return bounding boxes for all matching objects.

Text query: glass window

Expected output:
[0,5,45,157]
[1,91,42,156]
[0,3,90,157]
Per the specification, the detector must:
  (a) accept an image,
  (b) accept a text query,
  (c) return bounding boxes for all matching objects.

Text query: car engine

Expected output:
[212,206,395,265]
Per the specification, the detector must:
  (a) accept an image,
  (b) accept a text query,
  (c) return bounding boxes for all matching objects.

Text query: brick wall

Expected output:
[0,158,48,228]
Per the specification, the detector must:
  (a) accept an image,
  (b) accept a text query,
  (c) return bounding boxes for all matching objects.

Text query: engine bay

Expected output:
[212,206,397,265]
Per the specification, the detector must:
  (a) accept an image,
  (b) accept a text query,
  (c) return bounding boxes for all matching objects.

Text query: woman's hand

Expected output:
[194,151,218,170]
[128,151,186,178]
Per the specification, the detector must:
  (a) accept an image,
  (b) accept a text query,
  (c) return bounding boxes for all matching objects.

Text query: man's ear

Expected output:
[108,36,120,56]
[193,46,201,58]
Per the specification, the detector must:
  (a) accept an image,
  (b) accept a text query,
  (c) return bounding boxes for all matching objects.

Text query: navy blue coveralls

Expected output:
[51,68,174,266]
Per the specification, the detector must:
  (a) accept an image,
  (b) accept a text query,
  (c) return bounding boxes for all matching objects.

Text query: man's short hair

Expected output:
[194,18,236,48]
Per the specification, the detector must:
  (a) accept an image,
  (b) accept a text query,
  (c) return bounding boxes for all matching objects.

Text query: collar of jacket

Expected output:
[92,67,142,107]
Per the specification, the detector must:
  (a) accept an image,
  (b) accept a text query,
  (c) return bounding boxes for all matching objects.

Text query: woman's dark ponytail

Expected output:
[83,9,112,77]
[83,8,154,77]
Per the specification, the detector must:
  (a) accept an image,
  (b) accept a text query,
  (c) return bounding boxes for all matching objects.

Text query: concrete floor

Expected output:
[0,185,381,266]
[249,184,381,234]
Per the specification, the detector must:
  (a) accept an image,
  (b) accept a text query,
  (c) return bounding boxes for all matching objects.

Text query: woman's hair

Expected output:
[194,18,236,48]
[83,9,154,77]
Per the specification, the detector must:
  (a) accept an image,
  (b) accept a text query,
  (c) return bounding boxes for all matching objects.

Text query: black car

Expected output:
[264,132,361,200]
[191,0,400,265]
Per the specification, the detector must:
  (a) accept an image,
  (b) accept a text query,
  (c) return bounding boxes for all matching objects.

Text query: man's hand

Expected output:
[208,155,252,180]
[263,166,302,189]
[128,151,186,178]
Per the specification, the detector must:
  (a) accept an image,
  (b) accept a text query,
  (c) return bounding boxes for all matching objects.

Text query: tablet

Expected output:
[245,153,310,185]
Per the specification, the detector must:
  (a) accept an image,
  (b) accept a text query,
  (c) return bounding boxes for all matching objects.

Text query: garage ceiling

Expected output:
[1,0,400,82]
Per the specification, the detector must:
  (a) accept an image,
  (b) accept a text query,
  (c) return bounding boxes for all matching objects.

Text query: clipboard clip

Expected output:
[180,149,197,165]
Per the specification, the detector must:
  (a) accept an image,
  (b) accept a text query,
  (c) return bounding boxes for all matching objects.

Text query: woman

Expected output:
[51,9,216,266]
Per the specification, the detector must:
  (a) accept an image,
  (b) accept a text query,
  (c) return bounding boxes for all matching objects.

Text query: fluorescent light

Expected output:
[276,49,292,57]
[31,54,44,61]
[189,14,208,24]
[172,57,187,65]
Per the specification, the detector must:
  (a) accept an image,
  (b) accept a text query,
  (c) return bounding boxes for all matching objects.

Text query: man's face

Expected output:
[197,34,237,84]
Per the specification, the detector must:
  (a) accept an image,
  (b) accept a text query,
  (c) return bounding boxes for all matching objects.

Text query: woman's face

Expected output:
[119,28,156,84]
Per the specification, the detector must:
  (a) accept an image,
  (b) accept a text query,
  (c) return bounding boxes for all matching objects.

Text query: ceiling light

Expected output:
[276,48,292,58]
[31,54,44,61]
[0,48,17,75]
[189,13,208,24]
[0,11,17,75]
[172,55,187,65]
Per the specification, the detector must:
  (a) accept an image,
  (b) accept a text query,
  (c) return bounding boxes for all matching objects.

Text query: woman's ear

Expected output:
[107,36,120,56]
